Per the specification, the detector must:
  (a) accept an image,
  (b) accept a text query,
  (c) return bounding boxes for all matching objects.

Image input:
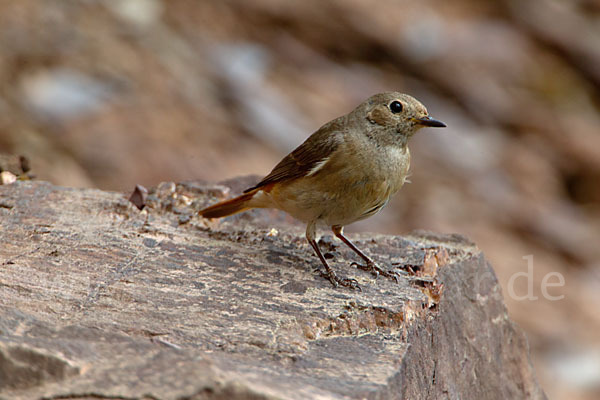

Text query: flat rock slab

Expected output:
[0,180,545,399]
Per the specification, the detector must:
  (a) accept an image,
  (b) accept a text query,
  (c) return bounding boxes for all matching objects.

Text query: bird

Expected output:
[199,92,446,289]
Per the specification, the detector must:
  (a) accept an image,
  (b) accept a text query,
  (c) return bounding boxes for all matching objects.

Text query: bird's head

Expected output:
[359,92,446,143]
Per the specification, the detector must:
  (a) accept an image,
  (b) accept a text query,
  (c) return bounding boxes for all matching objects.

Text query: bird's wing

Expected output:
[244,120,344,193]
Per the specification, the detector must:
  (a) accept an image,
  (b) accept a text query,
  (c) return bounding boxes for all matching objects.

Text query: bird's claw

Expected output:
[318,269,361,291]
[351,260,400,283]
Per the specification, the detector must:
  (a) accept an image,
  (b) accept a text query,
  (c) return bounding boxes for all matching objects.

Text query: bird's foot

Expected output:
[351,260,400,283]
[317,268,361,291]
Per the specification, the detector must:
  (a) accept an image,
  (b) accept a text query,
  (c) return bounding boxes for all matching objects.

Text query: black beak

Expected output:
[415,116,446,128]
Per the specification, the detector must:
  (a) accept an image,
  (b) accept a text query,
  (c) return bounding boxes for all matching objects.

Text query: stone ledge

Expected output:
[0,180,545,399]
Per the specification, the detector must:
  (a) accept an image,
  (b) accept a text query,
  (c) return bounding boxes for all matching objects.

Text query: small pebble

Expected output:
[0,171,17,185]
[128,184,148,210]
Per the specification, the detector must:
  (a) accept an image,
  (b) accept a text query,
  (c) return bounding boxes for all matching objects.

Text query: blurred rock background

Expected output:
[0,0,599,398]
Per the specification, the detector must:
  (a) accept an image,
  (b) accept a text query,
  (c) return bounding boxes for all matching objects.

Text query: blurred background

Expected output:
[1,0,599,398]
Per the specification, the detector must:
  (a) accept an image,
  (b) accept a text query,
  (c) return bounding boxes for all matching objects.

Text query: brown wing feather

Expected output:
[244,119,344,193]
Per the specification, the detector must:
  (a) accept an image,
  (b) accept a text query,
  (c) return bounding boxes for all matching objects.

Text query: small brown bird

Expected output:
[200,92,445,288]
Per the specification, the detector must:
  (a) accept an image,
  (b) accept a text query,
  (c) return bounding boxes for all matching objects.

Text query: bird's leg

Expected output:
[306,223,360,290]
[307,239,360,290]
[332,225,399,282]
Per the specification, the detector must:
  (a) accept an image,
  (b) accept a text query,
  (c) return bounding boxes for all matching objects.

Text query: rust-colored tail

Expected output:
[199,190,257,219]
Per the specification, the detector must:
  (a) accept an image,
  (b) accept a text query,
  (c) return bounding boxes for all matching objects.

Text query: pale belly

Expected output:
[250,142,411,226]
[264,159,409,226]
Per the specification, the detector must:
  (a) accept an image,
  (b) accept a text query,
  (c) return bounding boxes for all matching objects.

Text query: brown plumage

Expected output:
[198,189,258,218]
[199,92,445,288]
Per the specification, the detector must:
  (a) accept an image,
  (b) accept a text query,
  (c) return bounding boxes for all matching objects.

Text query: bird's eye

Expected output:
[389,101,403,114]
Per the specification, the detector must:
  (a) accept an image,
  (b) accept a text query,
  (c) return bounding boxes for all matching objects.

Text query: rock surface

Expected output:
[0,180,545,399]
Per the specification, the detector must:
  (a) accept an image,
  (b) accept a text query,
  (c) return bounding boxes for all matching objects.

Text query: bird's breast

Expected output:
[264,143,411,226]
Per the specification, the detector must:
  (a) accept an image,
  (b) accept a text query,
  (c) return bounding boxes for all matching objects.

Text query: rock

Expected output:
[19,68,116,121]
[0,343,80,391]
[0,171,16,185]
[0,179,546,399]
[0,154,31,177]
